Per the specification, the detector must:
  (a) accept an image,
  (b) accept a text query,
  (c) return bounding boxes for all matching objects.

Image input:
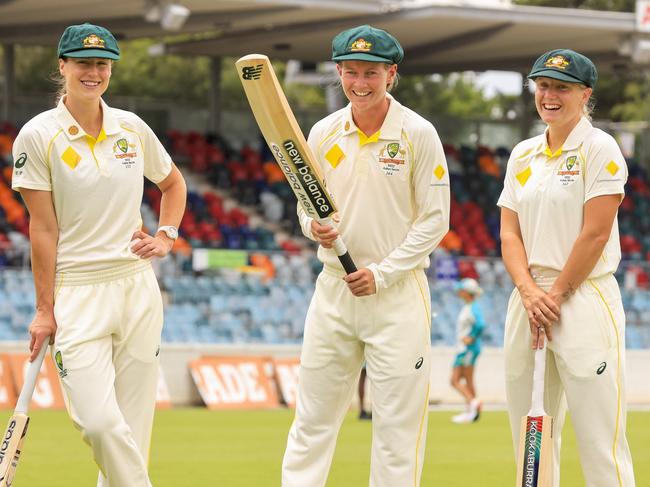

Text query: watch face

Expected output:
[166,227,178,239]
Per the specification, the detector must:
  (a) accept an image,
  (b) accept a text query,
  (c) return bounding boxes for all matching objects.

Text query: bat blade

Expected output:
[515,347,553,487]
[515,414,553,487]
[0,339,50,486]
[0,413,29,486]
[235,54,357,274]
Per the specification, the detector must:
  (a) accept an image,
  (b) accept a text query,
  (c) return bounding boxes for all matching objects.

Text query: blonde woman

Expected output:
[498,49,635,486]
[12,23,186,486]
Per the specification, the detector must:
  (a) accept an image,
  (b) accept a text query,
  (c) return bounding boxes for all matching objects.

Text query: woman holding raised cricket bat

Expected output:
[11,23,186,486]
[282,25,450,486]
[498,49,635,486]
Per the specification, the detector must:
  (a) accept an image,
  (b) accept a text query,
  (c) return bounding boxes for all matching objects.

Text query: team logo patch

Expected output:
[113,138,138,168]
[83,34,105,49]
[387,142,400,158]
[55,351,68,378]
[14,152,27,169]
[116,138,128,153]
[565,155,577,171]
[378,142,406,177]
[556,155,580,186]
[544,55,569,70]
[350,38,372,52]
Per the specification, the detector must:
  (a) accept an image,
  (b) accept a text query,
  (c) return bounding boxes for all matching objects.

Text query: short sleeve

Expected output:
[139,119,173,184]
[497,151,519,212]
[11,126,51,192]
[584,136,627,203]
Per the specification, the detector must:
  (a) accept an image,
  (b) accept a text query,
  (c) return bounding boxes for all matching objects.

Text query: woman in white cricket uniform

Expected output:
[282,25,450,487]
[498,49,635,486]
[11,23,186,486]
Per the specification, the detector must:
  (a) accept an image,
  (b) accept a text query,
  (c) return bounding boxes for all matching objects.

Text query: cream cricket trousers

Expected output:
[505,268,635,487]
[282,267,432,487]
[53,262,163,487]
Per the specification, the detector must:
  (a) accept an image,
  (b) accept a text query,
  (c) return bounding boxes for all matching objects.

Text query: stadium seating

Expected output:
[2,257,649,348]
[1,124,649,348]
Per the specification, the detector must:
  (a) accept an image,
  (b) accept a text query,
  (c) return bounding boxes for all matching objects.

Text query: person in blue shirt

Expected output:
[450,278,485,423]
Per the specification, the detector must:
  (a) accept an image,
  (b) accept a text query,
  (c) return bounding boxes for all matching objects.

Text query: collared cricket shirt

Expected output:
[498,117,626,278]
[299,94,450,288]
[12,96,172,274]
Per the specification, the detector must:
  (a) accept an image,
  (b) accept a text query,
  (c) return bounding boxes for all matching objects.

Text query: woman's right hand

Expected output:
[28,310,57,361]
[518,283,561,348]
[310,220,339,249]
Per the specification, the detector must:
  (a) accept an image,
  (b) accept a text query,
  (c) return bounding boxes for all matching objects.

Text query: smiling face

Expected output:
[337,60,397,115]
[533,76,592,128]
[59,57,112,102]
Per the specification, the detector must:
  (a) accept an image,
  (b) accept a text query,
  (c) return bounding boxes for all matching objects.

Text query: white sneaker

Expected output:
[451,412,473,424]
[469,399,483,422]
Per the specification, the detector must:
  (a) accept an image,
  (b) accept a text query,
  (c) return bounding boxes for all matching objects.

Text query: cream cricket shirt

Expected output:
[299,94,450,289]
[12,97,172,274]
[498,117,626,278]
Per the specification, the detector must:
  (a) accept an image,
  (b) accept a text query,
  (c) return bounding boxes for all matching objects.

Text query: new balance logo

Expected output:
[241,64,263,80]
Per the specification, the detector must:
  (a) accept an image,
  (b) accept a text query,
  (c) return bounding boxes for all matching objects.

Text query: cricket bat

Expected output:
[515,346,553,487]
[0,339,50,486]
[235,54,357,274]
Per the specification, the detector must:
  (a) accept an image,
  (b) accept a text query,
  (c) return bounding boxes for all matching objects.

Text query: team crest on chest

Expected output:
[556,155,580,186]
[378,142,407,177]
[113,138,138,168]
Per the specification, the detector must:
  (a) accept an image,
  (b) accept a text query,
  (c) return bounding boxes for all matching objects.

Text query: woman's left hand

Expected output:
[343,268,377,297]
[130,230,173,259]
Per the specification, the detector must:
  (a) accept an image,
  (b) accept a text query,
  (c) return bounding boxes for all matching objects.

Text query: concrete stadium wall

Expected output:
[2,343,647,407]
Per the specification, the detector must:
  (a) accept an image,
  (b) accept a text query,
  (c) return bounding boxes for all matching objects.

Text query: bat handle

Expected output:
[15,337,50,414]
[529,346,547,416]
[319,217,357,275]
[331,237,357,274]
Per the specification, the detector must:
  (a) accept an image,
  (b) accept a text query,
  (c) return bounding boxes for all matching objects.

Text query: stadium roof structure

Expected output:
[0,0,648,75]
[162,1,648,75]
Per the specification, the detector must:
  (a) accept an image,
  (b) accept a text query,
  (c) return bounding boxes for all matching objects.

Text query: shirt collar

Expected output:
[537,116,592,157]
[340,93,404,141]
[54,96,121,140]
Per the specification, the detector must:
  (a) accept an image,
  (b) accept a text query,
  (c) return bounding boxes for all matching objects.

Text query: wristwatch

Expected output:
[156,225,178,240]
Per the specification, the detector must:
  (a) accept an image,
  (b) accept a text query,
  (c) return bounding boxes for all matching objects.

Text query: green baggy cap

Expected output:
[528,49,597,88]
[332,25,403,65]
[58,23,120,60]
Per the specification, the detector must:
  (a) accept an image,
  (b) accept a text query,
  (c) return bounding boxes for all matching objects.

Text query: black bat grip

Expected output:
[337,252,357,275]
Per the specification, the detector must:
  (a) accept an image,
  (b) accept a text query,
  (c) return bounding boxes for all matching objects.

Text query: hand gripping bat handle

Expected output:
[15,338,50,414]
[320,217,357,275]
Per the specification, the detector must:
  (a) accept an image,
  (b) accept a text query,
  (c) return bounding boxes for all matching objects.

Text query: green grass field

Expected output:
[4,408,649,486]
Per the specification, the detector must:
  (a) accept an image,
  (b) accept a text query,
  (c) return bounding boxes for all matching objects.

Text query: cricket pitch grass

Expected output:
[5,408,648,486]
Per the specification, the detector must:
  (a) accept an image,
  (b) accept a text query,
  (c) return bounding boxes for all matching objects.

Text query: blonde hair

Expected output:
[51,67,66,105]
